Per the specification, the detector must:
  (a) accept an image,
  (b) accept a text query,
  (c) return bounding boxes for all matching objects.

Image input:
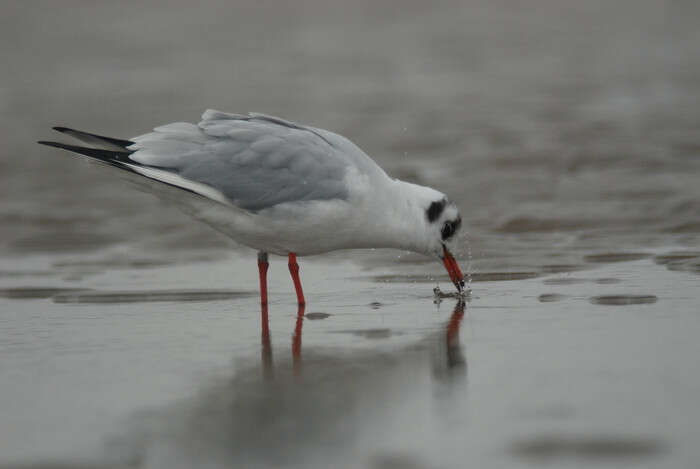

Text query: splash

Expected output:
[433,285,471,302]
[465,231,473,292]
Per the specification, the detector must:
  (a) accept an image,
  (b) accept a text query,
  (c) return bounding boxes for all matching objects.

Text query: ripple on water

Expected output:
[654,252,700,275]
[52,290,256,304]
[543,278,588,285]
[510,435,667,461]
[666,261,700,275]
[53,258,172,269]
[497,217,593,233]
[590,295,658,306]
[471,272,540,281]
[0,270,55,278]
[333,328,395,339]
[540,264,587,274]
[667,221,700,233]
[584,253,652,263]
[0,287,91,299]
[305,312,331,320]
[370,452,429,469]
[371,274,442,284]
[371,272,538,283]
[543,277,623,285]
[653,251,700,265]
[10,232,119,253]
[538,293,568,303]
[595,278,622,285]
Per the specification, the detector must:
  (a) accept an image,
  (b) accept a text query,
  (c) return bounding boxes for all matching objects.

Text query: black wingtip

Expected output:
[36,140,132,163]
[48,126,134,150]
[37,140,82,151]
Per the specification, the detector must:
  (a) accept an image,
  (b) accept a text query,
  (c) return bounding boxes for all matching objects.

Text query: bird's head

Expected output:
[424,197,465,293]
[379,180,466,293]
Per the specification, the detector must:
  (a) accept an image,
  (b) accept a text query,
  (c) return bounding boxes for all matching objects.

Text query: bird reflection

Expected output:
[111,300,469,469]
[260,301,273,380]
[292,305,304,373]
[260,299,467,382]
[445,299,467,370]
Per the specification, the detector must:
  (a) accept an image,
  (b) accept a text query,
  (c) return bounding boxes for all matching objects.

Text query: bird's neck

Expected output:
[363,178,442,255]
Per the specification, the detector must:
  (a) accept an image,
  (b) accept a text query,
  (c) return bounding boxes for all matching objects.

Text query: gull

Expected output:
[38,110,465,306]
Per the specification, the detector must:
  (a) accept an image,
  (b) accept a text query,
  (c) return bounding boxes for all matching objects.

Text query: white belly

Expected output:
[182,196,369,256]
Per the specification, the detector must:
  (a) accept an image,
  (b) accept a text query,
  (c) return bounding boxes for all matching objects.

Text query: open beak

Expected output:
[442,245,465,293]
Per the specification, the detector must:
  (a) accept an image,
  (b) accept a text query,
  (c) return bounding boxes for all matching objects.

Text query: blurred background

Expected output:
[1,1,700,468]
[2,0,699,268]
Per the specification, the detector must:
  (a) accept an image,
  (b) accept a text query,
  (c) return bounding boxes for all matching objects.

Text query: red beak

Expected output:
[442,245,465,293]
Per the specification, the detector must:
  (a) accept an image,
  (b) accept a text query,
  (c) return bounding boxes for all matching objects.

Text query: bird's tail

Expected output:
[38,126,230,205]
[37,127,135,168]
[36,140,133,167]
[50,127,133,151]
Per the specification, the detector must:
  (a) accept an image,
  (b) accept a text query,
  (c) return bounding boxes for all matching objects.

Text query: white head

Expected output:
[421,196,465,292]
[383,180,465,292]
[422,197,462,254]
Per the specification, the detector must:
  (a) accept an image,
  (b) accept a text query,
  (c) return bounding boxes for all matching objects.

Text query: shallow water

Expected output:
[2,256,700,468]
[2,0,700,467]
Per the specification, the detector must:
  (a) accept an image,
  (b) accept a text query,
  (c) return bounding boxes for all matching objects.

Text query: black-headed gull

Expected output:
[39,110,465,306]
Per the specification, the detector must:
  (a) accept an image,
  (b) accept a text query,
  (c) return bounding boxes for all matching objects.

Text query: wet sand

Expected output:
[1,255,699,468]
[2,0,700,467]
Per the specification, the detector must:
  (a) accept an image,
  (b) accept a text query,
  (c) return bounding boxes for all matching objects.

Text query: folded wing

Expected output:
[41,111,369,212]
[127,110,354,211]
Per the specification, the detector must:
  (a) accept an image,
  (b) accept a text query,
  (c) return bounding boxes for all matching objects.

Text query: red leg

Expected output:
[258,252,269,306]
[288,252,306,306]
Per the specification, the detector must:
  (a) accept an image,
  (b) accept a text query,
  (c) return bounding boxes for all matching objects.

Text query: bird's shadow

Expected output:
[107,300,469,469]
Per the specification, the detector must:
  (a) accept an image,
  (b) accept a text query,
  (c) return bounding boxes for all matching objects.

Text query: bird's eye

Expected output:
[441,221,454,240]
[441,217,461,240]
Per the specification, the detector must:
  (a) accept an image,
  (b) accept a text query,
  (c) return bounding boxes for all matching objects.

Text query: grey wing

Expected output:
[127,110,355,211]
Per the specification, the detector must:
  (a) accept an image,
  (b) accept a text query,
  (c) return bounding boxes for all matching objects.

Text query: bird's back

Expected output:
[128,110,386,212]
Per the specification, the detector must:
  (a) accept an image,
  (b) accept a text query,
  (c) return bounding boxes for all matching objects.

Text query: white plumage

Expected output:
[39,110,466,302]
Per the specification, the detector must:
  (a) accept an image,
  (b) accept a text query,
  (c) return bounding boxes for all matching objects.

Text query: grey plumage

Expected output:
[40,110,384,212]
[130,111,366,211]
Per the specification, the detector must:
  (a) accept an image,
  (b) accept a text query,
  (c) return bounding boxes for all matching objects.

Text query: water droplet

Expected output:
[466,232,473,291]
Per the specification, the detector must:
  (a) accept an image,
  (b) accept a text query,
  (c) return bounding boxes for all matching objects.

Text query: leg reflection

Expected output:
[260,303,306,379]
[261,301,273,380]
[292,304,305,374]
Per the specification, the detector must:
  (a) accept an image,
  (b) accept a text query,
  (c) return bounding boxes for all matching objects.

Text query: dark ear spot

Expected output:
[426,199,446,223]
[441,216,462,240]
